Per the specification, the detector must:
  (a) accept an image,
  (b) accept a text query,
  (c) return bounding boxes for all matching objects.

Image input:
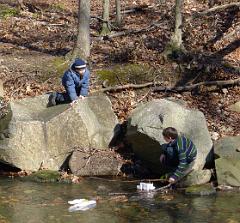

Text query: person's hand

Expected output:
[78,95,85,100]
[168,177,176,184]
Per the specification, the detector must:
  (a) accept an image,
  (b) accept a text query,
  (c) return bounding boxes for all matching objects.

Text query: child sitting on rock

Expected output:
[160,127,197,184]
[48,58,90,107]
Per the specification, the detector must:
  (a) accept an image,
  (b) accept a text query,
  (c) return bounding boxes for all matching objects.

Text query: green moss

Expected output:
[51,57,69,75]
[0,4,19,19]
[22,170,61,183]
[31,12,41,19]
[97,64,155,86]
[185,184,216,196]
[50,3,66,12]
[40,57,69,82]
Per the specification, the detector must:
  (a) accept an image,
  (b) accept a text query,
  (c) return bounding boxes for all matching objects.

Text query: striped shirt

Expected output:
[168,135,197,180]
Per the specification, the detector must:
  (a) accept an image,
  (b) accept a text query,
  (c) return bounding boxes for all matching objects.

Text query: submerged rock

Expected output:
[185,184,216,196]
[0,95,119,171]
[126,99,213,186]
[21,170,61,183]
[214,136,240,187]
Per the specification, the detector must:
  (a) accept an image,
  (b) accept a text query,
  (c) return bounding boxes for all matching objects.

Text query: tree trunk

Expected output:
[171,0,183,49]
[115,0,122,27]
[100,0,111,35]
[163,0,184,57]
[71,0,91,61]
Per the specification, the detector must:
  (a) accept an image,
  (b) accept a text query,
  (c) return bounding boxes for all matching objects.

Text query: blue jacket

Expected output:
[62,68,90,101]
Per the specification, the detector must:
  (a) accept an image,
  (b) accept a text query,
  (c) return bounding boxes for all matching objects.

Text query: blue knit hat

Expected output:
[72,58,86,69]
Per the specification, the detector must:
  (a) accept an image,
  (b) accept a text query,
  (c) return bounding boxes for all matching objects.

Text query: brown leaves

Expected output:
[110,90,140,122]
[3,74,59,101]
[60,171,83,184]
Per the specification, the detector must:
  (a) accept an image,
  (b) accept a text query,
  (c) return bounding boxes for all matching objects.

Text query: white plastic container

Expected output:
[137,182,155,191]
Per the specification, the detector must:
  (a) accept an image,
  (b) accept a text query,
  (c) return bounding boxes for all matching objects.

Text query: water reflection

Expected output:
[0,178,239,223]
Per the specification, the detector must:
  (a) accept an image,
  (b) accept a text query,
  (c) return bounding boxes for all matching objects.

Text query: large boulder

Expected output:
[69,148,123,176]
[0,95,119,171]
[126,99,213,185]
[214,136,240,187]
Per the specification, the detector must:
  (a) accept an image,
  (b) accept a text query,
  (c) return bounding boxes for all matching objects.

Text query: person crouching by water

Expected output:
[48,58,90,107]
[160,127,197,184]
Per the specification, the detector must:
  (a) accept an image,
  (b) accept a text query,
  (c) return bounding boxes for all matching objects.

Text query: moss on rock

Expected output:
[22,170,61,183]
[185,184,216,196]
[97,63,155,86]
[40,57,69,82]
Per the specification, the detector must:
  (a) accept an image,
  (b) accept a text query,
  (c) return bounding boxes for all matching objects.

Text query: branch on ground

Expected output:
[195,2,240,17]
[93,23,161,40]
[97,82,155,92]
[119,4,160,15]
[221,63,240,75]
[153,78,240,92]
[94,78,240,93]
[212,39,240,59]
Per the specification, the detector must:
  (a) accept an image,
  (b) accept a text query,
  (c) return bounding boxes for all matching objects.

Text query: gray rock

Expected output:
[214,136,240,187]
[0,95,119,171]
[126,99,213,185]
[178,169,212,187]
[185,184,216,196]
[69,149,123,176]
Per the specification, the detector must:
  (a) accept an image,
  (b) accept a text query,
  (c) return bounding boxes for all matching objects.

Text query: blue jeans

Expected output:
[55,92,72,104]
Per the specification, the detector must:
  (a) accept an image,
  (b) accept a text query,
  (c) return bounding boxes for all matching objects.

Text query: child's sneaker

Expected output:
[47,92,57,107]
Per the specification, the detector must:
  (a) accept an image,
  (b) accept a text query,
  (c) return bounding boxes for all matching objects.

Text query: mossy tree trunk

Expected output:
[164,0,185,57]
[115,0,122,27]
[100,0,111,35]
[71,0,90,61]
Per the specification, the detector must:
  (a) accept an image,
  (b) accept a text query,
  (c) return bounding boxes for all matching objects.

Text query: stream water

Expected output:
[0,177,239,223]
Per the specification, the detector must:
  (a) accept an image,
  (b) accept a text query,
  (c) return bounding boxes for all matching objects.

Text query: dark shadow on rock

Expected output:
[204,146,215,169]
[59,151,73,173]
[0,161,21,173]
[120,159,154,179]
[108,121,157,178]
[108,122,127,148]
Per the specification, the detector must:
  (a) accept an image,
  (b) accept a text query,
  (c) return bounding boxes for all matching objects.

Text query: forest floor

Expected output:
[0,0,239,142]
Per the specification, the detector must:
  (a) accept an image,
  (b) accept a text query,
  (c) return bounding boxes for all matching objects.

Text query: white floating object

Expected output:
[137,182,155,191]
[68,199,96,212]
[68,199,86,205]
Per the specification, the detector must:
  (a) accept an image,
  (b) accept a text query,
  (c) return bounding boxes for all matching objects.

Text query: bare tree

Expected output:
[17,0,26,10]
[100,0,111,35]
[72,0,91,61]
[164,0,185,57]
[172,0,184,49]
[115,0,122,27]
